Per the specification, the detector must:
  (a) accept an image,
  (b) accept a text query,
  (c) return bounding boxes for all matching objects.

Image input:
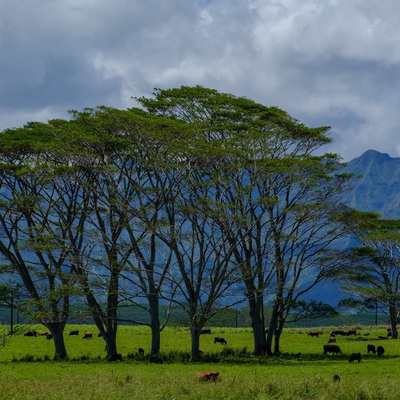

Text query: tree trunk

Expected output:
[47,322,68,360]
[190,328,201,361]
[388,303,398,339]
[266,301,281,356]
[248,296,266,355]
[148,292,161,355]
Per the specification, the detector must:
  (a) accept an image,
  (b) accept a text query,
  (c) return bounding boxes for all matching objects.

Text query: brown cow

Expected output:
[197,371,219,382]
[328,337,336,343]
[82,332,93,339]
[38,331,48,336]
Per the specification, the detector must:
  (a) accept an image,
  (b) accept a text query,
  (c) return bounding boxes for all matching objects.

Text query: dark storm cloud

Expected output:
[1,0,400,160]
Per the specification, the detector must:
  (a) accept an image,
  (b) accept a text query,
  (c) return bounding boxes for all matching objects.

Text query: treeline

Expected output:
[0,86,398,361]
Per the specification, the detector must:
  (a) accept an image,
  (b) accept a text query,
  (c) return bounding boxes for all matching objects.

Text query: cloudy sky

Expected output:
[1,0,399,161]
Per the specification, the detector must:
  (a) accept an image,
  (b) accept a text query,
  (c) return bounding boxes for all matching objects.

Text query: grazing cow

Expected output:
[46,333,53,340]
[308,331,322,337]
[197,371,219,382]
[333,375,341,382]
[328,337,336,343]
[367,344,376,354]
[200,329,211,335]
[323,344,342,355]
[82,332,93,339]
[347,330,357,336]
[331,330,346,336]
[69,330,79,336]
[24,330,37,337]
[108,353,122,362]
[377,346,385,357]
[138,348,145,356]
[149,356,163,364]
[349,352,361,363]
[38,331,48,336]
[214,337,227,345]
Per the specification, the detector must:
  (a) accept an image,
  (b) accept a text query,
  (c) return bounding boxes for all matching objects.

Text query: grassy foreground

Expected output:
[1,325,400,399]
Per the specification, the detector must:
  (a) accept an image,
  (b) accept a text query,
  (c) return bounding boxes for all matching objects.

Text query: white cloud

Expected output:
[1,0,400,161]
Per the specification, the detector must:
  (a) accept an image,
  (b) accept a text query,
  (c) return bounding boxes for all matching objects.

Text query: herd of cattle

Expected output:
[307,328,389,363]
[22,326,393,365]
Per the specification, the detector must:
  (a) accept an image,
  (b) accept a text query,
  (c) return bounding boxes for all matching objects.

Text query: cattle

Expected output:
[333,375,341,382]
[349,352,361,363]
[149,356,163,364]
[377,346,385,357]
[328,337,336,343]
[200,329,211,335]
[38,331,48,336]
[197,371,219,382]
[97,332,103,337]
[82,332,93,339]
[367,344,376,354]
[323,344,342,355]
[308,331,322,337]
[108,353,122,362]
[69,330,79,336]
[214,337,227,345]
[331,330,346,336]
[46,333,53,340]
[24,330,37,337]
[138,348,145,356]
[347,330,357,336]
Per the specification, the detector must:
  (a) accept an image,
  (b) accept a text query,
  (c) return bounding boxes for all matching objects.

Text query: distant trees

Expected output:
[335,210,400,339]
[0,85,353,358]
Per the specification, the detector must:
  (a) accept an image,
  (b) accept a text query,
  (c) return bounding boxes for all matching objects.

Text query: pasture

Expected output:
[1,324,400,399]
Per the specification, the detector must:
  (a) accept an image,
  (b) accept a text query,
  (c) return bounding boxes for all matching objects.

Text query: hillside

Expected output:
[341,149,400,218]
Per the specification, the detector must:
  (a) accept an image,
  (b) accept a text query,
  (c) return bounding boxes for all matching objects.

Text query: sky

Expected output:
[1,0,400,161]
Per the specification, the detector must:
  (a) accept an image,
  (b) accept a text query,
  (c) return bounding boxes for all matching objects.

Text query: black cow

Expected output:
[377,345,385,357]
[214,337,227,345]
[349,352,361,363]
[323,344,342,355]
[331,330,346,336]
[46,333,53,340]
[82,332,93,339]
[69,330,79,336]
[367,344,376,354]
[24,330,37,337]
[200,329,211,335]
[138,348,145,356]
[108,353,122,362]
[149,356,163,364]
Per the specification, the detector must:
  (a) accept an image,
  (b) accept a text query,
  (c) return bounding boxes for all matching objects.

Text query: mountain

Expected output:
[304,149,400,306]
[340,149,400,218]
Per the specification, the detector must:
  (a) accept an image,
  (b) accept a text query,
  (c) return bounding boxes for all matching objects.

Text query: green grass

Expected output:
[1,324,400,399]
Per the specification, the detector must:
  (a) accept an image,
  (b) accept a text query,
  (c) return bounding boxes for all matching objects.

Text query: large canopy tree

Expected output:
[137,85,351,355]
[0,122,90,359]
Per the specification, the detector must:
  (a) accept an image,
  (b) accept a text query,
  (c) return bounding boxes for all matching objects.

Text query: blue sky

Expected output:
[1,0,400,161]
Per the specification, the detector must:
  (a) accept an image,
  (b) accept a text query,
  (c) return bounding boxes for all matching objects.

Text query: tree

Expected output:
[0,122,89,359]
[138,85,351,355]
[335,210,400,339]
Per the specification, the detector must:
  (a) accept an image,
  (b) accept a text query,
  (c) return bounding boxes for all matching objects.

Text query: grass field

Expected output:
[1,324,400,399]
